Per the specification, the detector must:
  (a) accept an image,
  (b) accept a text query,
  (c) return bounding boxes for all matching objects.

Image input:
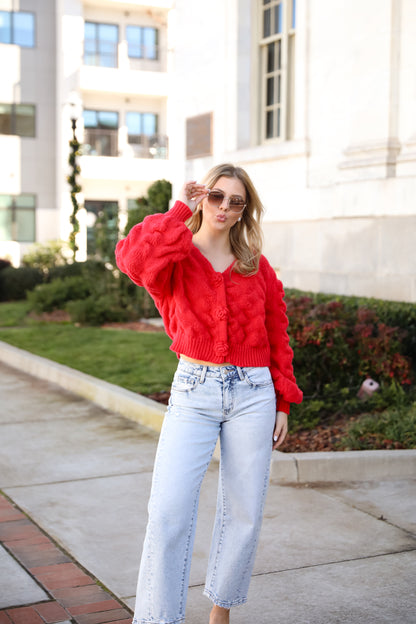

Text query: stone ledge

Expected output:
[1,340,415,483]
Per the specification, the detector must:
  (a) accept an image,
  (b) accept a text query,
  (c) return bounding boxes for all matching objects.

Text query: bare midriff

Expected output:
[180,355,233,367]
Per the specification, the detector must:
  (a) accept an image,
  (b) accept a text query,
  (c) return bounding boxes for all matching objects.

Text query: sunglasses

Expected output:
[207,190,246,213]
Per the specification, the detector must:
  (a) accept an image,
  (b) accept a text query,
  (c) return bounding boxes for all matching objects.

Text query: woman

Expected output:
[116,164,302,624]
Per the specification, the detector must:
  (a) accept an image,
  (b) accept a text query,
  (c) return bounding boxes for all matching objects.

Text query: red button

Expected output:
[215,307,228,321]
[214,342,229,357]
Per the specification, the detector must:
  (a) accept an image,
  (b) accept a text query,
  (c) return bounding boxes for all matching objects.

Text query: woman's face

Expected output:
[200,176,246,232]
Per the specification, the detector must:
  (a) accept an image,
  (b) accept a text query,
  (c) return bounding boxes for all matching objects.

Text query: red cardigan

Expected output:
[115,200,303,414]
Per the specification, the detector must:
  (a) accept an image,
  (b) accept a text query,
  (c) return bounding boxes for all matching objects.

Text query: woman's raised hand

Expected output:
[178,181,208,213]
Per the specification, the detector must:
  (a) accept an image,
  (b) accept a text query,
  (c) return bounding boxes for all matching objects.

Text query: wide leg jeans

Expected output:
[133,360,276,624]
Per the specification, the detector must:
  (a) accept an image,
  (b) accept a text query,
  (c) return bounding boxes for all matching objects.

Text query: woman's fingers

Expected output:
[273,411,288,450]
[178,181,208,212]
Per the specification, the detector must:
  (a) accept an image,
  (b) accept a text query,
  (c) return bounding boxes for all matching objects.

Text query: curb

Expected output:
[1,340,415,484]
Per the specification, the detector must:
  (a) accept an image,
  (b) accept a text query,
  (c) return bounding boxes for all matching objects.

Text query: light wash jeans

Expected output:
[133,359,276,624]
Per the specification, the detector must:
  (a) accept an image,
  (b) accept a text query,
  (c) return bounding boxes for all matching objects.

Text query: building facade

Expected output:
[0,0,172,263]
[1,0,415,302]
[170,0,416,302]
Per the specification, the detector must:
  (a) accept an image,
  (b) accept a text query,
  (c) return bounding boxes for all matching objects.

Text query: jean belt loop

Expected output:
[200,366,207,384]
[236,366,245,381]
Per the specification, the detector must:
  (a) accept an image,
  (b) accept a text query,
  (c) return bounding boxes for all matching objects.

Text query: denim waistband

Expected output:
[178,358,246,382]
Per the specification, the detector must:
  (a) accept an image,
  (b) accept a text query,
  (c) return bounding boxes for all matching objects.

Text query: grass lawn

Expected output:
[0,301,32,326]
[0,302,177,394]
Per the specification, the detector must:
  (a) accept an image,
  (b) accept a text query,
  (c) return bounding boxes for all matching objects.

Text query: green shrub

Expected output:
[22,241,69,272]
[340,400,416,450]
[48,262,84,281]
[27,276,92,312]
[0,266,44,301]
[0,259,11,271]
[67,295,129,325]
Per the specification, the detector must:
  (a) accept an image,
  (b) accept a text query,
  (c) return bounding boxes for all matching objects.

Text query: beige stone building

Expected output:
[170,0,416,302]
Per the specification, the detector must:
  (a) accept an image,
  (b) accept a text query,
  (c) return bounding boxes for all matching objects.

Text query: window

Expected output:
[126,26,158,60]
[0,194,36,242]
[126,112,157,139]
[85,200,118,258]
[126,112,167,158]
[259,0,295,141]
[0,103,35,137]
[84,21,118,68]
[83,110,119,156]
[0,11,35,47]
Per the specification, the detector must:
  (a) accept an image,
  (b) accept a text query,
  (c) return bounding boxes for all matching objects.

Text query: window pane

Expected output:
[277,39,281,69]
[15,104,35,137]
[99,23,118,43]
[16,209,35,242]
[126,112,141,135]
[0,103,12,135]
[126,25,142,58]
[0,195,12,209]
[267,77,274,106]
[15,194,35,209]
[276,108,281,137]
[266,110,273,138]
[292,0,296,28]
[142,113,157,135]
[0,11,11,43]
[0,208,12,241]
[97,111,118,129]
[143,27,157,59]
[13,12,35,47]
[263,8,271,38]
[98,24,118,66]
[267,43,274,73]
[83,110,98,128]
[276,74,281,103]
[273,3,282,34]
[85,22,96,39]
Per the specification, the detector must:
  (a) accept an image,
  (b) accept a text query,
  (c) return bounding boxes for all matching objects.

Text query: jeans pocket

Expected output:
[242,367,273,388]
[171,371,199,393]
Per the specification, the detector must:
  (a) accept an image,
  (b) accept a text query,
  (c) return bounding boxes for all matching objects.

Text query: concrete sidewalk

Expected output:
[1,360,416,623]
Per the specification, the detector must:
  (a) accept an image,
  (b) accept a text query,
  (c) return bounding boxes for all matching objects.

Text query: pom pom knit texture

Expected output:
[116,201,303,413]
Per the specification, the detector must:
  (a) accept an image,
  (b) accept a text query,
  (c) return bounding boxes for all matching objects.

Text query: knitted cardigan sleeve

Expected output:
[115,201,193,297]
[264,261,303,414]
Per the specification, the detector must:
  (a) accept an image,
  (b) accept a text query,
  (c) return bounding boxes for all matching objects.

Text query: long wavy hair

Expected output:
[186,163,264,275]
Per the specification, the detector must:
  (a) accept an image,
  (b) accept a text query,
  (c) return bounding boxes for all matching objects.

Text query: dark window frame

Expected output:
[0,103,36,137]
[0,194,36,243]
[0,10,36,47]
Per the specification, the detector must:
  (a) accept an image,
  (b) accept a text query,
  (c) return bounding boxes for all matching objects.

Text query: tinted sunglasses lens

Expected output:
[208,191,224,207]
[229,198,245,211]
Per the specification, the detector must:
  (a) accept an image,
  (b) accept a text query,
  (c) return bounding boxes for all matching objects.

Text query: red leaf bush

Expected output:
[285,296,413,430]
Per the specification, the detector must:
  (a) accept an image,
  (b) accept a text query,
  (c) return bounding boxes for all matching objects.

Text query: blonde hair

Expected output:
[186,163,264,275]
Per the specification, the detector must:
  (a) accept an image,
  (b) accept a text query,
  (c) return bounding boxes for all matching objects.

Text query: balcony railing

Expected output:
[128,134,168,159]
[82,129,168,159]
[83,128,118,157]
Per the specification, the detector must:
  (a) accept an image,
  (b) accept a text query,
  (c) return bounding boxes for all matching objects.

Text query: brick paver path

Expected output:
[0,494,132,624]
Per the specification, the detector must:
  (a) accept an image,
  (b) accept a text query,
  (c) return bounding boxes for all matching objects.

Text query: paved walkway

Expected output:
[1,361,416,624]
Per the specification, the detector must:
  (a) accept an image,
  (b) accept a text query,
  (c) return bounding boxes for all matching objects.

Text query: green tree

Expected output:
[124,179,172,236]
